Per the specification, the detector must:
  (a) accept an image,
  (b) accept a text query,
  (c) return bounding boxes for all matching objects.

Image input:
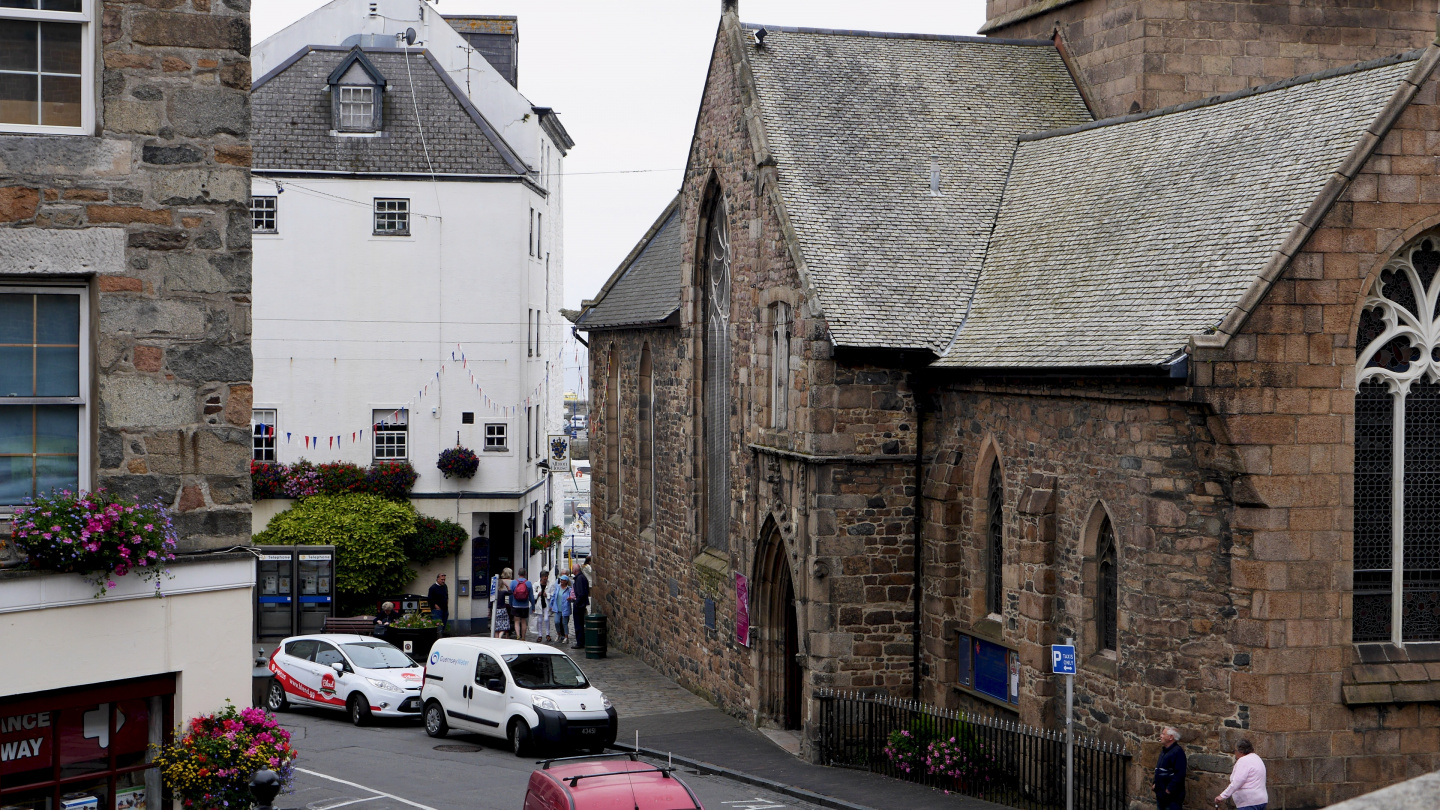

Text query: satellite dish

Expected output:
[405,28,417,46]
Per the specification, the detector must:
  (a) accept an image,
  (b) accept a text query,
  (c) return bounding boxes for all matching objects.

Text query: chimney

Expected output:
[722,0,738,14]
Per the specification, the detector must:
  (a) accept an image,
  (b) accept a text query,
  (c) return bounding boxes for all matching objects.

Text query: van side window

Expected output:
[315,642,346,668]
[475,654,503,687]
[285,640,318,661]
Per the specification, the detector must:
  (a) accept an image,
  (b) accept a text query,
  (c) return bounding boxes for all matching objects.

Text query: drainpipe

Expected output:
[910,372,928,701]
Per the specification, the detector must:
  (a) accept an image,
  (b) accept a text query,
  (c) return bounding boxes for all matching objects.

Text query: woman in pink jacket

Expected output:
[1215,739,1267,810]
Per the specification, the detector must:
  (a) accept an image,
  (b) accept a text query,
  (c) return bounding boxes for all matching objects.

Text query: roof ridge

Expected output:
[738,22,1051,47]
[1019,48,1426,143]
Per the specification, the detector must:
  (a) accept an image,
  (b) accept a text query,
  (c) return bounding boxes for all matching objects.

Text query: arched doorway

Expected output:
[756,519,802,729]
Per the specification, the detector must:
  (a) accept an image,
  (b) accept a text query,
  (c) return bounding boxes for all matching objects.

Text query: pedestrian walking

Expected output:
[536,570,553,643]
[552,573,573,644]
[1152,727,1186,810]
[492,569,512,638]
[1214,739,1267,810]
[511,568,533,641]
[428,574,449,631]
[570,563,590,649]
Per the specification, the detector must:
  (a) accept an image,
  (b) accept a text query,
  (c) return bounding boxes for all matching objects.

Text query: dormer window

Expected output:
[327,47,386,134]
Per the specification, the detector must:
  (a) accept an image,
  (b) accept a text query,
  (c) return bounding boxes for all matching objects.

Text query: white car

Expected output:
[266,634,424,725]
[420,637,617,756]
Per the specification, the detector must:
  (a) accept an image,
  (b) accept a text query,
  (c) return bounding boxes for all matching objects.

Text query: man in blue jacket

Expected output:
[1153,726,1187,810]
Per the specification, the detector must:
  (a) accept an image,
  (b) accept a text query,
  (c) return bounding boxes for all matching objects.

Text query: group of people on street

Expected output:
[1154,727,1268,810]
[492,559,590,647]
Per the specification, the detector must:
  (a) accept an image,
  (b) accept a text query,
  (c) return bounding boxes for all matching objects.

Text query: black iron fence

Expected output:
[816,689,1129,810]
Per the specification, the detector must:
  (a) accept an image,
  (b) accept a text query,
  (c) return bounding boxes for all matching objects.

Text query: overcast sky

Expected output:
[252,0,988,315]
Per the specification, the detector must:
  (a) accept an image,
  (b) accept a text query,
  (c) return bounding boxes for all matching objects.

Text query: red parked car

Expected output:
[524,754,703,810]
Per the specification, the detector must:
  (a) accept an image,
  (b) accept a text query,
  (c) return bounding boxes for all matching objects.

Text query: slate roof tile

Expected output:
[742,26,1093,351]
[253,48,521,176]
[576,197,683,330]
[939,57,1417,368]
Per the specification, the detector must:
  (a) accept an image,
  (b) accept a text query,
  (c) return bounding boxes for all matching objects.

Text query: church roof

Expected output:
[575,196,683,330]
[940,52,1425,368]
[252,46,527,176]
[742,26,1094,352]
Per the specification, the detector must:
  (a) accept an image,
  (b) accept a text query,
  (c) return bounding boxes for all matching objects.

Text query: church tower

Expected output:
[983,0,1438,118]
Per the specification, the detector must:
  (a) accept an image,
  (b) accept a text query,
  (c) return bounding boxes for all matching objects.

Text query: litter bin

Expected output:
[584,612,607,659]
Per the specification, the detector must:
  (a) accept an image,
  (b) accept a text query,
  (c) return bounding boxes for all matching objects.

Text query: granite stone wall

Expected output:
[984,0,1437,118]
[0,0,251,549]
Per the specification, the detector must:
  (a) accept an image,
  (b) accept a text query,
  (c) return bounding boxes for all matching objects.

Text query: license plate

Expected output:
[581,728,597,735]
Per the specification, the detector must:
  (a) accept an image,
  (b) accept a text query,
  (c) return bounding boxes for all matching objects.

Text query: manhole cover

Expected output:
[434,744,483,753]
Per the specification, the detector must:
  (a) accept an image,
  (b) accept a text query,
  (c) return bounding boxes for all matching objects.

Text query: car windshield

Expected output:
[502,653,589,690]
[342,642,415,669]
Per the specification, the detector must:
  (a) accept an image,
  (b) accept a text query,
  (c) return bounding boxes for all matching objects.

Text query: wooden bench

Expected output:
[323,616,376,636]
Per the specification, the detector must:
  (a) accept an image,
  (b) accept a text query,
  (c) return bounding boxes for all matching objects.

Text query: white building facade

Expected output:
[249,0,571,631]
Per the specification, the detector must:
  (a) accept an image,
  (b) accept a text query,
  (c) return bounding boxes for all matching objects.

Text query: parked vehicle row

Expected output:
[266,634,618,756]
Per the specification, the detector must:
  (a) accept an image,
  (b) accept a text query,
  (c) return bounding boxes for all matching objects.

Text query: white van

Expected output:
[421,638,617,756]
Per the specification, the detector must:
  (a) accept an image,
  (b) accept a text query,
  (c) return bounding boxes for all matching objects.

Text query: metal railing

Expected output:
[816,689,1129,810]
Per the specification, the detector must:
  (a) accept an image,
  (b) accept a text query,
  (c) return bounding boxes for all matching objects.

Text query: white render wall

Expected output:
[251,173,565,622]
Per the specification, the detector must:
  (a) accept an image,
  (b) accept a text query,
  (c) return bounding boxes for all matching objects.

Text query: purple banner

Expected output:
[736,573,750,647]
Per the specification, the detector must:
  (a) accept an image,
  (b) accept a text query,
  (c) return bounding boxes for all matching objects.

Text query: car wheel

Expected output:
[348,693,373,727]
[424,701,448,738]
[509,718,532,757]
[266,679,289,712]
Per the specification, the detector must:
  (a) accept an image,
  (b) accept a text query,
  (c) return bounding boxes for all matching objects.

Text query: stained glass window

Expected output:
[1097,516,1118,651]
[703,194,731,552]
[1354,233,1440,642]
[986,460,1003,616]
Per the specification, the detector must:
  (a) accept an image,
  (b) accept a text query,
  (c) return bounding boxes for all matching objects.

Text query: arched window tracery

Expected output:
[702,193,731,552]
[1355,233,1440,643]
[986,460,1004,617]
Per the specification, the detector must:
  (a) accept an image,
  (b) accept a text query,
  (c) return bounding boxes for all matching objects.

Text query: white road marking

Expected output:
[719,801,788,810]
[295,768,440,810]
[309,797,384,810]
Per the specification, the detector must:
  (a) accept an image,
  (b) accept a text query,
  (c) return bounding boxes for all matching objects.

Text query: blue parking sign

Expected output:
[1051,644,1076,675]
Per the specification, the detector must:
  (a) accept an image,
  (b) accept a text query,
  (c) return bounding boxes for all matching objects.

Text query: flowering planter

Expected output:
[385,626,440,660]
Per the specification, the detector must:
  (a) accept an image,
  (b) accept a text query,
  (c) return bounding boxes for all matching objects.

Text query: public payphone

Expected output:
[253,545,336,643]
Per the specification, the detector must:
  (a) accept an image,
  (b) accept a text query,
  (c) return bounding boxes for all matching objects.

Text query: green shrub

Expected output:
[254,494,415,598]
[407,516,467,563]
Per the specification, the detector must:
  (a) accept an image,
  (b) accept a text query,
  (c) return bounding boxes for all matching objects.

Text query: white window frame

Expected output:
[337,84,375,131]
[484,422,508,451]
[251,408,278,463]
[0,0,95,136]
[373,198,409,236]
[0,285,89,509]
[250,196,277,234]
[372,408,408,461]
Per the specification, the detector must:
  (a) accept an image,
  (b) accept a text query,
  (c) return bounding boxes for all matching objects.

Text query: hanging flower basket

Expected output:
[10,489,178,595]
[154,703,297,810]
[436,446,480,479]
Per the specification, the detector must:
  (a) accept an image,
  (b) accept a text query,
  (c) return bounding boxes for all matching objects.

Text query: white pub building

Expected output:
[249,0,571,631]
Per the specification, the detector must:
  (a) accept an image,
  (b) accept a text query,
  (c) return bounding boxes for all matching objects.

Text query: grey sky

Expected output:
[253,1,987,312]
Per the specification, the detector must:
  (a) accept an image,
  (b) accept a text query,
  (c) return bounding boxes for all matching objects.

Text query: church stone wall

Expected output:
[984,0,1437,118]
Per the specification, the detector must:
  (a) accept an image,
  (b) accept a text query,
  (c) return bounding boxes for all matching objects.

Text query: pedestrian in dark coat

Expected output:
[428,574,449,629]
[1152,726,1187,810]
[570,564,590,649]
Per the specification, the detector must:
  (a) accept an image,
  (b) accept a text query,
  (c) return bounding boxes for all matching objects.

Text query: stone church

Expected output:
[576,1,1440,806]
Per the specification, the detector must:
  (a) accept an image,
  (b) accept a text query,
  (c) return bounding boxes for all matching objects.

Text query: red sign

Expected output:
[0,711,51,776]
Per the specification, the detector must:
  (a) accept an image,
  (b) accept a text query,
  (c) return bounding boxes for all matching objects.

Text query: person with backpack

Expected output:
[511,568,533,641]
[536,570,553,643]
[551,573,573,645]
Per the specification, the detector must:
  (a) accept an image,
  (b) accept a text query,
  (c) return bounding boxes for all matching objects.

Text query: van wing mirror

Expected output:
[487,678,504,692]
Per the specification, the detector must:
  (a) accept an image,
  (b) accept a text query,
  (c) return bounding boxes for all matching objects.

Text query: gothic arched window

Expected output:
[986,460,1004,616]
[606,349,620,516]
[702,193,732,552]
[1097,516,1118,651]
[1354,233,1440,643]
[639,343,654,530]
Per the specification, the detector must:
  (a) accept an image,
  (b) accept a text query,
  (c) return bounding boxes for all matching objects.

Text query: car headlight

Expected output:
[367,677,404,693]
[532,695,559,711]
[601,694,612,710]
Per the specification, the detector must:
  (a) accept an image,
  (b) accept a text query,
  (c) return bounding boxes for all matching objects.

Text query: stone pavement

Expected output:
[568,648,1003,810]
